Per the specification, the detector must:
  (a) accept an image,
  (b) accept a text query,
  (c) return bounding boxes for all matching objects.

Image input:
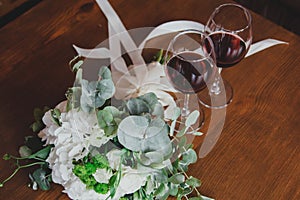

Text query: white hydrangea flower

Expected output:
[38,101,67,145]
[39,101,117,199]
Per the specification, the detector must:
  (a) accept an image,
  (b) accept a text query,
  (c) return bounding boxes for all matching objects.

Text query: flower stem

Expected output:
[0,161,45,187]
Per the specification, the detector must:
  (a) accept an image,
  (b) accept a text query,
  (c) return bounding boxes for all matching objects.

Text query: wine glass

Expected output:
[164,30,217,131]
[198,3,252,108]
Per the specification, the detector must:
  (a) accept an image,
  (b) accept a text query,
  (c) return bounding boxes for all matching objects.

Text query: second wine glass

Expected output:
[199,3,252,108]
[164,30,216,131]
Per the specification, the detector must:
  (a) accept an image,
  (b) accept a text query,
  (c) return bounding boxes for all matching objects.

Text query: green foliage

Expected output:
[126,92,163,117]
[1,144,52,190]
[31,168,51,191]
[69,55,83,73]
[92,154,110,169]
[94,183,109,194]
[185,110,200,127]
[97,109,118,136]
[30,107,50,132]
[51,108,61,126]
[186,176,201,188]
[168,173,185,184]
[117,116,170,153]
[80,66,115,113]
[2,54,213,199]
[66,66,115,113]
[19,145,32,158]
[73,154,116,195]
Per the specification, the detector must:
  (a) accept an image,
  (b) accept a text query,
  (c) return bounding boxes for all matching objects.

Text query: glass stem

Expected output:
[210,68,222,95]
[181,94,190,118]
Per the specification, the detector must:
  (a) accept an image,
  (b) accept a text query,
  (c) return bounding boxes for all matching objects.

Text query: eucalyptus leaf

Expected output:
[154,183,169,199]
[176,126,187,137]
[171,107,181,121]
[74,68,83,87]
[80,67,115,112]
[33,108,44,121]
[186,176,201,187]
[169,183,179,196]
[97,110,114,128]
[32,168,51,191]
[98,66,112,80]
[185,110,200,127]
[29,145,52,160]
[169,120,177,137]
[126,98,150,115]
[31,121,44,133]
[168,173,185,184]
[180,148,197,165]
[126,93,163,117]
[19,145,32,158]
[178,136,187,148]
[192,131,203,136]
[151,102,164,118]
[144,151,164,164]
[96,79,115,100]
[117,116,149,152]
[103,106,121,118]
[177,186,193,199]
[117,116,171,152]
[24,136,44,152]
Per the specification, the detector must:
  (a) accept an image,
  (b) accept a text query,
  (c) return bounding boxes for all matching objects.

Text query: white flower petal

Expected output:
[106,149,122,170]
[93,168,113,184]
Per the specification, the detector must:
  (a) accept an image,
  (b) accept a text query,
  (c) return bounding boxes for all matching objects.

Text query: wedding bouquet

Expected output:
[1,51,212,200]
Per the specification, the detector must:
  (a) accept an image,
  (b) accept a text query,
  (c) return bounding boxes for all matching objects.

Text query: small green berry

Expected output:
[3,154,11,160]
[73,164,87,177]
[94,183,109,194]
[84,162,97,175]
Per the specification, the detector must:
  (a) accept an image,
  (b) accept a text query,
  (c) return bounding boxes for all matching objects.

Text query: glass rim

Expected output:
[209,3,252,34]
[165,29,215,63]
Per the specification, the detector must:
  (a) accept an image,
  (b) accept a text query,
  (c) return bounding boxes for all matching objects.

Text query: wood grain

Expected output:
[0,0,27,16]
[0,0,299,199]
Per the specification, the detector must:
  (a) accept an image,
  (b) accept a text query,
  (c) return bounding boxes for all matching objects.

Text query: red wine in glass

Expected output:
[208,31,247,68]
[166,51,214,94]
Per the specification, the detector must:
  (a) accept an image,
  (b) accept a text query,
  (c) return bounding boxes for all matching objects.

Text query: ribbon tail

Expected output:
[246,39,288,57]
[73,45,111,59]
[95,0,145,66]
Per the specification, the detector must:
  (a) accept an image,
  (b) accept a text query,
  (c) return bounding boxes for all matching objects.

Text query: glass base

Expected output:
[197,79,233,109]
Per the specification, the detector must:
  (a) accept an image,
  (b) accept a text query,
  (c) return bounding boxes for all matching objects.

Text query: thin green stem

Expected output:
[19,162,45,169]
[0,161,45,187]
[0,167,20,186]
[10,155,45,162]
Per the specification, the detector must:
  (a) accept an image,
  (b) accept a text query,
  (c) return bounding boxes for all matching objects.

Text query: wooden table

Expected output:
[0,0,299,199]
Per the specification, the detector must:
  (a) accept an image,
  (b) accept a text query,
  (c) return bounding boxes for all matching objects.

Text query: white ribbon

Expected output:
[246,38,288,57]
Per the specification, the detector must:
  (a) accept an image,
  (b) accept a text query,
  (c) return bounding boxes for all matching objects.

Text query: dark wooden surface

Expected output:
[0,0,299,199]
[0,0,27,16]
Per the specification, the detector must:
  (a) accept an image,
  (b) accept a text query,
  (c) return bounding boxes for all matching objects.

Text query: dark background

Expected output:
[0,0,300,34]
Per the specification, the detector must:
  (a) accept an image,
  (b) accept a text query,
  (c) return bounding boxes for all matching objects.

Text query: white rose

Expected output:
[113,166,147,199]
[93,168,113,184]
